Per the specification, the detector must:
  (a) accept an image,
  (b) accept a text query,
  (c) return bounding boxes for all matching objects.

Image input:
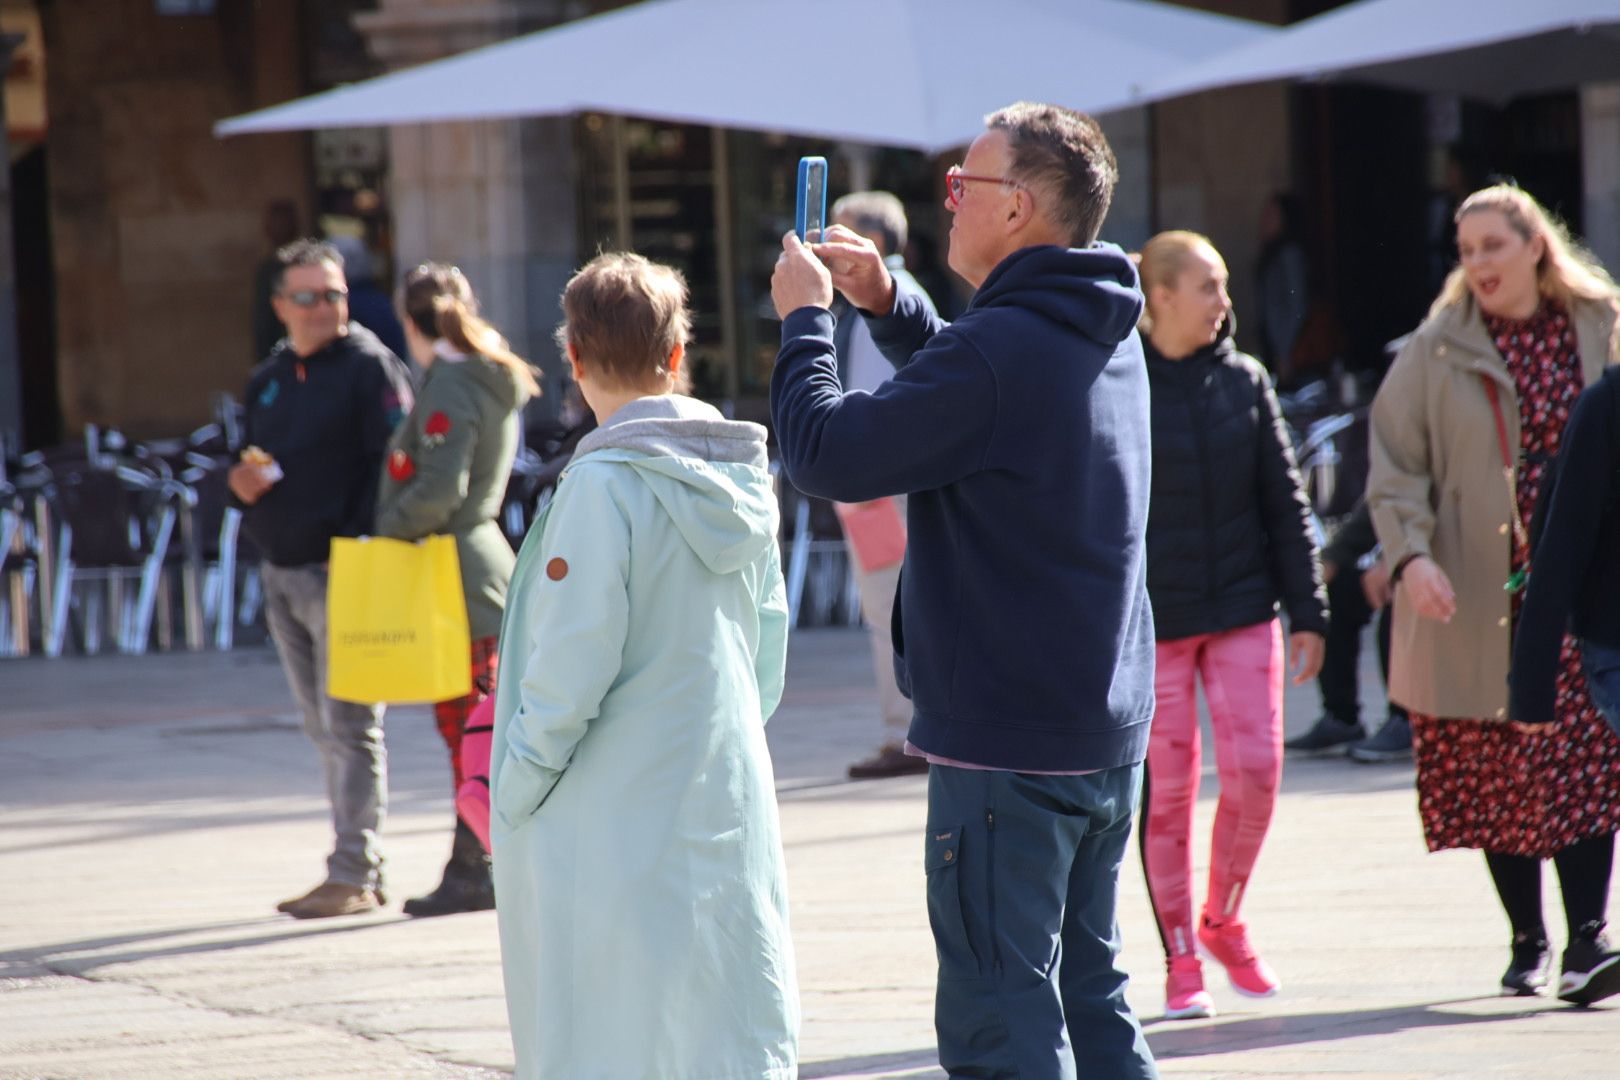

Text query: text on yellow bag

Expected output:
[327,535,471,704]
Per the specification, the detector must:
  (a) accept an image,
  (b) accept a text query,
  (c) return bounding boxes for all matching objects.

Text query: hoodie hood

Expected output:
[425,350,532,411]
[574,395,777,574]
[970,243,1144,348]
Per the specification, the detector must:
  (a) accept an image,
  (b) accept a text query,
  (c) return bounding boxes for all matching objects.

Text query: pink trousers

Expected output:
[1142,618,1284,957]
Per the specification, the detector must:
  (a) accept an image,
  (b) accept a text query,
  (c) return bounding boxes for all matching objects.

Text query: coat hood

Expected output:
[969,243,1144,348]
[426,351,533,411]
[573,395,777,574]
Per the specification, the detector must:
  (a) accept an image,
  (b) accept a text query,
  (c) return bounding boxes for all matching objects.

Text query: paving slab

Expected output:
[0,629,1615,1078]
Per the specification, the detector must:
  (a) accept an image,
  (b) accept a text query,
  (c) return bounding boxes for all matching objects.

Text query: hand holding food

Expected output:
[228,446,283,503]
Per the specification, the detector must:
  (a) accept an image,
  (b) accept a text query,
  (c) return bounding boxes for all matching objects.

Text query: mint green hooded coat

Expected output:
[490,395,797,1080]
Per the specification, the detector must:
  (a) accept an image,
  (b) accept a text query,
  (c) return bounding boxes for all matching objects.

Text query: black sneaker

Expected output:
[1284,715,1364,755]
[1347,712,1412,763]
[1558,922,1620,1006]
[1501,933,1551,997]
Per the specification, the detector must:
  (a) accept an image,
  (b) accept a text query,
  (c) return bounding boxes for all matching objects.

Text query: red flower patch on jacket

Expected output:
[387,449,415,481]
[422,410,452,449]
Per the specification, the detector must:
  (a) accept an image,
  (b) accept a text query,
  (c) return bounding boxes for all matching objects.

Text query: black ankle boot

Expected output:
[1500,932,1551,996]
[403,819,494,918]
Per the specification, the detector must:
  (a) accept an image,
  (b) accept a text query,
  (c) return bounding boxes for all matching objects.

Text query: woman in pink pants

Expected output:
[1134,232,1328,1019]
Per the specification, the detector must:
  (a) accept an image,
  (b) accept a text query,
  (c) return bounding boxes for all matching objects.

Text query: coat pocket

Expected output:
[924,825,981,979]
[492,754,556,831]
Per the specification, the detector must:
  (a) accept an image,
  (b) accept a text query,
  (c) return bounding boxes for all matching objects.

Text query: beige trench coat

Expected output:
[1368,295,1617,720]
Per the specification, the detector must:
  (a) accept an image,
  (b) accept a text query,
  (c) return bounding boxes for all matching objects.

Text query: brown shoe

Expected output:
[275,882,326,914]
[848,743,930,780]
[285,882,382,920]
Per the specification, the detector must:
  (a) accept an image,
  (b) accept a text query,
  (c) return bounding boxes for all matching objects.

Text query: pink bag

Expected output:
[457,694,495,853]
[834,497,907,572]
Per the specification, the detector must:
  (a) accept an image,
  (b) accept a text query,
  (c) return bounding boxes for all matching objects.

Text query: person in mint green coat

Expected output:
[490,253,797,1080]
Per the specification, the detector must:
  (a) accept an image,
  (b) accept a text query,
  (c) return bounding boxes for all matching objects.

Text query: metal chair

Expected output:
[175,454,249,650]
[0,479,33,657]
[44,461,191,657]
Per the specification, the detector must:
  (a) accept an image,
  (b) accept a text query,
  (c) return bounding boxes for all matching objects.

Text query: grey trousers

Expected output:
[262,563,387,890]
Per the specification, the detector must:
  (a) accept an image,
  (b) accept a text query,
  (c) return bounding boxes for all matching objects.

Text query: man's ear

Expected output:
[667,341,685,376]
[1004,187,1037,237]
[566,342,586,384]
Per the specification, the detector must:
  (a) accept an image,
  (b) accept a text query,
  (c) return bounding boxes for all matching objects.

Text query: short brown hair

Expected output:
[273,238,342,292]
[985,102,1117,247]
[554,252,692,392]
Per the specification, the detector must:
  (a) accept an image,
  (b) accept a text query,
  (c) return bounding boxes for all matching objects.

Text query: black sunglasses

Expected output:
[281,288,348,308]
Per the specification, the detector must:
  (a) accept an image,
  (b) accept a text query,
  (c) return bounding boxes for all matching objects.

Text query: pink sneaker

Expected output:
[1164,954,1215,1020]
[1198,917,1279,997]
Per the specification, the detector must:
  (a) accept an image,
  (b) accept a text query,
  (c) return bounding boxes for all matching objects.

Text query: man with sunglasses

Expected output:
[229,238,414,920]
[771,103,1158,1079]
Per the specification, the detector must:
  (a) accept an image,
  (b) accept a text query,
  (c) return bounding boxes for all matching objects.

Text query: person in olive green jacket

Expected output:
[375,262,538,917]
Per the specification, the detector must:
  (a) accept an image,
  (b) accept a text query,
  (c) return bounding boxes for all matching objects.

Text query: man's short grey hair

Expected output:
[985,102,1117,247]
[830,191,908,257]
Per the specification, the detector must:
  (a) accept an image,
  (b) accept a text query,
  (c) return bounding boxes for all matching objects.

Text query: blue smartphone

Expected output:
[795,156,828,243]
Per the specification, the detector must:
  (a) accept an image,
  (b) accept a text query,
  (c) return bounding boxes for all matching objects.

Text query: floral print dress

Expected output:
[1410,302,1620,856]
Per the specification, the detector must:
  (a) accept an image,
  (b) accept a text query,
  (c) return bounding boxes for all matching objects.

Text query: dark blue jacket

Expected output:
[772,244,1155,771]
[1511,365,1620,723]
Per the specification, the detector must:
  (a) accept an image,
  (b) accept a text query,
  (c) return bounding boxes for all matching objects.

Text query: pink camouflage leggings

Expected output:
[1142,618,1284,958]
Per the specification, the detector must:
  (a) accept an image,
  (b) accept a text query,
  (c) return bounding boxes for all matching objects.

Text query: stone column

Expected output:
[355,0,581,409]
[1580,82,1620,273]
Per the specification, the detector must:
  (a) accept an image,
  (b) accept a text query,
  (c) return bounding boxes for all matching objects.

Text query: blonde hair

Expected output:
[1430,184,1620,332]
[554,252,693,393]
[400,263,541,397]
[1134,230,1220,334]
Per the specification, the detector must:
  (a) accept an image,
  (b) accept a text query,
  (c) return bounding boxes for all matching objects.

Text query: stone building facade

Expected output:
[6,0,1617,445]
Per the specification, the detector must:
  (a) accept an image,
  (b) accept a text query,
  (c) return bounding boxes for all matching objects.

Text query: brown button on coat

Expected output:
[1368,295,1618,720]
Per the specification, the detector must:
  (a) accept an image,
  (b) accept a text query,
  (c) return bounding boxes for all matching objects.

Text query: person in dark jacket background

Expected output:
[772,102,1158,1080]
[1513,364,1620,736]
[1284,499,1412,762]
[331,235,408,361]
[1133,230,1327,1021]
[229,238,414,920]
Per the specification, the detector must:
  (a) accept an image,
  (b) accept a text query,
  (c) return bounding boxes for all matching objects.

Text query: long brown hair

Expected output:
[400,263,541,397]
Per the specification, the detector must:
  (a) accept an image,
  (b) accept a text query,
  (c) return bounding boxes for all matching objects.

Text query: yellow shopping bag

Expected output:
[326,535,471,704]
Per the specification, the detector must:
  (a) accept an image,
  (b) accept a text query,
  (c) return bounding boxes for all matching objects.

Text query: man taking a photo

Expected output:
[771,103,1159,1079]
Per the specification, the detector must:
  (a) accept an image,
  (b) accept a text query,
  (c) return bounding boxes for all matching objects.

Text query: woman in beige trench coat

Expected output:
[1369,184,1620,1007]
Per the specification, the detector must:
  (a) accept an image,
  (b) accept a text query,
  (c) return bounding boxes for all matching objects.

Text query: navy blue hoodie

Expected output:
[772,244,1155,771]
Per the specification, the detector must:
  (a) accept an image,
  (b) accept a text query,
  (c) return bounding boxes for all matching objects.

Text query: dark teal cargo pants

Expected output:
[925,763,1158,1079]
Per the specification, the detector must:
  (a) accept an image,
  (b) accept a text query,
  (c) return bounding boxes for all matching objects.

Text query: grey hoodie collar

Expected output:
[574,394,769,469]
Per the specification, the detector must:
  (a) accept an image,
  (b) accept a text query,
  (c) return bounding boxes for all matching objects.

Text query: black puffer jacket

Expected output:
[1142,326,1327,641]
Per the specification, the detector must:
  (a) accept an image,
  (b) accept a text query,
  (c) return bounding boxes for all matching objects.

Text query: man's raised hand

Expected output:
[771,231,835,320]
[811,224,896,316]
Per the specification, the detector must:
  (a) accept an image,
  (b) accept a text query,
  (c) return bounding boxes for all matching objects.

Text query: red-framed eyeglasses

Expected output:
[945,164,1024,209]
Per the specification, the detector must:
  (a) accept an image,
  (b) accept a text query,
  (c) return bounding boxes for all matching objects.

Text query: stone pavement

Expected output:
[0,628,1616,1079]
